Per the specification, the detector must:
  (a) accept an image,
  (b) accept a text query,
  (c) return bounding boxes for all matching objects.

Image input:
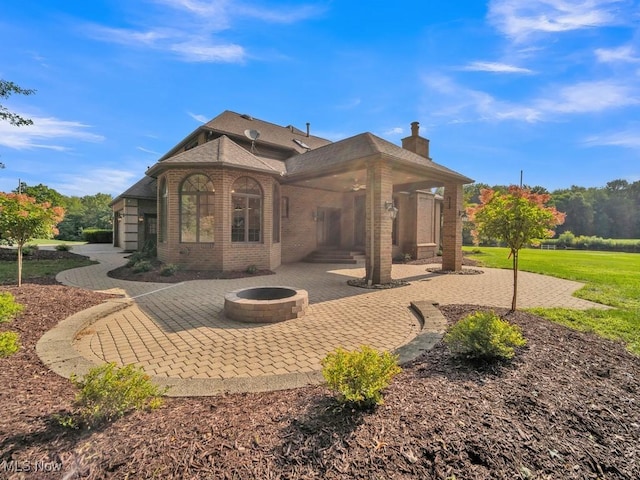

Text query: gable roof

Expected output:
[147,135,286,177]
[285,132,473,183]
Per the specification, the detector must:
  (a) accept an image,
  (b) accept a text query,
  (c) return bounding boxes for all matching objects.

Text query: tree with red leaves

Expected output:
[467,186,565,311]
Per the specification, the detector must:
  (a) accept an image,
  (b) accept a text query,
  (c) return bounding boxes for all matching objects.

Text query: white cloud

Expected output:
[0,115,104,150]
[423,74,542,123]
[538,80,639,113]
[423,75,637,124]
[488,0,625,42]
[84,24,246,63]
[170,41,245,63]
[137,146,161,155]
[384,127,404,135]
[187,112,209,123]
[595,44,640,63]
[83,0,324,63]
[236,4,326,23]
[55,168,139,196]
[461,61,534,73]
[584,129,640,148]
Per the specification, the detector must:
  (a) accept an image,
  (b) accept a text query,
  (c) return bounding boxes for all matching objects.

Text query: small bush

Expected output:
[69,363,166,428]
[0,292,24,323]
[125,251,149,267]
[0,331,20,357]
[82,229,113,244]
[131,260,153,273]
[444,310,526,361]
[55,243,72,251]
[22,244,39,256]
[160,263,179,276]
[321,345,402,408]
[246,264,258,274]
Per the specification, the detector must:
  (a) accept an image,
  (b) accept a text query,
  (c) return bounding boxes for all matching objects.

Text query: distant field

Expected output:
[464,246,640,354]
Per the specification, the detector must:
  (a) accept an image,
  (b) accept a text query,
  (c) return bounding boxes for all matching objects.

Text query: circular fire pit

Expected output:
[224,286,308,323]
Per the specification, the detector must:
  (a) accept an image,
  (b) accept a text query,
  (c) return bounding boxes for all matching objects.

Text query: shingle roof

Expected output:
[204,110,331,154]
[147,135,286,177]
[111,176,156,204]
[285,132,473,183]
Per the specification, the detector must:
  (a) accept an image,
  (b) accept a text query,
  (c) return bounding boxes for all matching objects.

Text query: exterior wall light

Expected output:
[384,201,398,220]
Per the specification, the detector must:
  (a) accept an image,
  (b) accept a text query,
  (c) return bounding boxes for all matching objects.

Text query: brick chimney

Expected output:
[401,121,430,160]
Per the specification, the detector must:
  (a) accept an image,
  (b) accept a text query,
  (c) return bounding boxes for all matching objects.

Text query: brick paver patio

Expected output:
[47,244,605,393]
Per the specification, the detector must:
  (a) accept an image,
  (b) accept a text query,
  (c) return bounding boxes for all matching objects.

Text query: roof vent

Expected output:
[293,138,310,150]
[240,114,253,120]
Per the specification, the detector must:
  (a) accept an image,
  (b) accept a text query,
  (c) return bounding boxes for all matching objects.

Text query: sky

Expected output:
[1,0,639,197]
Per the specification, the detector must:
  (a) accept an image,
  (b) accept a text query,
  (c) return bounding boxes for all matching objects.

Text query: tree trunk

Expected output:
[511,248,518,311]
[17,244,23,287]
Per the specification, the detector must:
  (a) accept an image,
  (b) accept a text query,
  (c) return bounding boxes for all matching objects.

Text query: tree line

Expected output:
[465,179,640,240]
[13,183,113,241]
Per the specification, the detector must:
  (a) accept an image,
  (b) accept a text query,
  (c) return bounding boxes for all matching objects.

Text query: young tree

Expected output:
[0,193,64,286]
[468,186,565,311]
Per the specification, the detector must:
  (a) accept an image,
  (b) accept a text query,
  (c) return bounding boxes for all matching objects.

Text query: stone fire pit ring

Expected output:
[224,286,309,323]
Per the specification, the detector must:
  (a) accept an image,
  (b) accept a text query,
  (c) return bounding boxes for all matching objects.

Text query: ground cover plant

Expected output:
[464,246,640,354]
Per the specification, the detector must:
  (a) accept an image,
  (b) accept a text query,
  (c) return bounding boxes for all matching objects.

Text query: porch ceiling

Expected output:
[283,166,449,193]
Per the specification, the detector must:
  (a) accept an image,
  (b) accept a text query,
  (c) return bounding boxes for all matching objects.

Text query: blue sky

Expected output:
[1,0,639,197]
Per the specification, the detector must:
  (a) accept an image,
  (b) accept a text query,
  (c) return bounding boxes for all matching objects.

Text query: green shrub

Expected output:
[69,363,166,427]
[160,263,179,276]
[131,260,153,273]
[82,228,113,244]
[321,345,402,408]
[246,264,258,274]
[0,292,23,323]
[444,310,526,361]
[125,251,149,267]
[0,331,20,357]
[55,243,72,252]
[556,230,575,248]
[22,244,39,256]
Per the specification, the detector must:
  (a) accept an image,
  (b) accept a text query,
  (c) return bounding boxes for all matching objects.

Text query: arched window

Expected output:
[159,178,168,243]
[273,183,280,243]
[180,174,215,243]
[232,177,262,242]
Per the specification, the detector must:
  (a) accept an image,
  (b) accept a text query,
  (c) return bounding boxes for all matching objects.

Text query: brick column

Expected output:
[365,160,393,284]
[442,182,463,271]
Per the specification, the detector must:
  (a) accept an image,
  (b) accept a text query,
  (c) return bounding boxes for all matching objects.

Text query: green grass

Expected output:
[0,256,96,284]
[27,239,87,246]
[464,247,640,354]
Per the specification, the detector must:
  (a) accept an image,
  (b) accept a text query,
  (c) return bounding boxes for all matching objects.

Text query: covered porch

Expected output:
[283,129,472,284]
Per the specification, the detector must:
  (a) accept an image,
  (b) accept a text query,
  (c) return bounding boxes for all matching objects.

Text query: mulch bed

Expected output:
[108,261,275,283]
[0,264,639,478]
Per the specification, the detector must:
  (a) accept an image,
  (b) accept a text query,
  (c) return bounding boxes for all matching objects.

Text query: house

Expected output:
[111,110,473,284]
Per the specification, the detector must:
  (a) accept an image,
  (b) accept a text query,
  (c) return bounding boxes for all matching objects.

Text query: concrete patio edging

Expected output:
[36,297,447,397]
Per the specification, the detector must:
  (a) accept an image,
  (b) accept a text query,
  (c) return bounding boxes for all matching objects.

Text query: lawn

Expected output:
[464,246,640,354]
[27,238,87,246]
[0,248,96,284]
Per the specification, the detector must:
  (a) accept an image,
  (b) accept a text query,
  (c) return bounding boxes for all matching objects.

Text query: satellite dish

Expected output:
[244,129,261,141]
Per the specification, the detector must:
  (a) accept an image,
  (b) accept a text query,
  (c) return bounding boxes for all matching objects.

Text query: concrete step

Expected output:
[303,249,365,264]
